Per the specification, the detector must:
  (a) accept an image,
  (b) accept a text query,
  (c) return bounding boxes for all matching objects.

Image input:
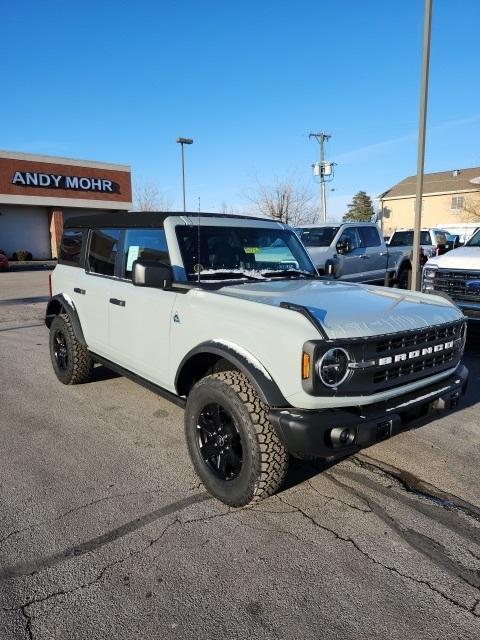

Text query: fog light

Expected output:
[330,427,356,448]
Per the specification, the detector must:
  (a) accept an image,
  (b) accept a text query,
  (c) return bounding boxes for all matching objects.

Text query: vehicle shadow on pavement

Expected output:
[90,364,121,383]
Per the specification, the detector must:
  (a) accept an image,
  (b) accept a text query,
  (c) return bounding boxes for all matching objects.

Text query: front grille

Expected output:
[376,322,460,353]
[432,269,480,303]
[372,320,464,386]
[306,319,465,397]
[373,351,455,384]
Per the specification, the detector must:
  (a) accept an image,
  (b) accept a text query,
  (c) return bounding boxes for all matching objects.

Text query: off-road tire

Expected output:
[397,266,412,290]
[185,371,289,506]
[49,313,93,385]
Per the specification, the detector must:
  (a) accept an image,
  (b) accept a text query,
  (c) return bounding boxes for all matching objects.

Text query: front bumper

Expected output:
[268,364,468,460]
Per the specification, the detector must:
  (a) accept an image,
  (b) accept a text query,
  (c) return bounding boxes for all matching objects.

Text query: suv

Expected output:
[46,212,468,506]
[423,227,480,323]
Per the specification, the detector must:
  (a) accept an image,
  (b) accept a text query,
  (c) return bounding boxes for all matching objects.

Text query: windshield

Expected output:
[296,226,339,247]
[176,225,316,281]
[467,229,480,247]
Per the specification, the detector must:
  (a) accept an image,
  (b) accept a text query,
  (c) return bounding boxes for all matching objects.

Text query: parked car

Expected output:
[0,250,9,271]
[422,226,480,323]
[295,222,414,288]
[46,212,468,506]
[388,228,454,257]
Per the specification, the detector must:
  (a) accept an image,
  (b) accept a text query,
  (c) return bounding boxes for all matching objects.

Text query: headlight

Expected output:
[422,266,437,291]
[316,348,351,388]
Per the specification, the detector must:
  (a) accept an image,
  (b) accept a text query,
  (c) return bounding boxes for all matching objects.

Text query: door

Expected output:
[107,227,178,389]
[336,226,368,281]
[74,227,121,356]
[358,226,388,283]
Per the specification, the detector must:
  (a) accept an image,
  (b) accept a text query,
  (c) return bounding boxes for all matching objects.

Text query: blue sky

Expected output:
[1,0,479,218]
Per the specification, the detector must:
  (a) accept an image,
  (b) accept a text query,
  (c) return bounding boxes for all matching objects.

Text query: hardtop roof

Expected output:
[64,211,276,229]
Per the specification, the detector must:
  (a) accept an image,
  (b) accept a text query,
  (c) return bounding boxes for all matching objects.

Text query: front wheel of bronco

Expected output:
[184,371,289,507]
[49,313,93,385]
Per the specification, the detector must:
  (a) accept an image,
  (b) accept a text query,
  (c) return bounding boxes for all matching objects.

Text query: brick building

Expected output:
[0,150,132,259]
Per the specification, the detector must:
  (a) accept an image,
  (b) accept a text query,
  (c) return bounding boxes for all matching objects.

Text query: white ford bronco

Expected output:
[46,212,468,506]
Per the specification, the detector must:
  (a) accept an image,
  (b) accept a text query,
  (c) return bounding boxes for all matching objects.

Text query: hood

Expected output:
[427,246,480,270]
[216,279,462,339]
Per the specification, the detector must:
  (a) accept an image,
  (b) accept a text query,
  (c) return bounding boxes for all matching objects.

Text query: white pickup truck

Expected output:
[423,227,480,323]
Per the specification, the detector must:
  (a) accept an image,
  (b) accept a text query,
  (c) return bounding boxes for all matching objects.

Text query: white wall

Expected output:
[0,205,51,259]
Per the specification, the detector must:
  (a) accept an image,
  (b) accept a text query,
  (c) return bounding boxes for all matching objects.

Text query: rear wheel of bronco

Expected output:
[49,313,93,385]
[185,371,289,506]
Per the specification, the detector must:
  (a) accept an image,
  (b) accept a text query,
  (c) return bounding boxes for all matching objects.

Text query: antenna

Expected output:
[197,202,201,283]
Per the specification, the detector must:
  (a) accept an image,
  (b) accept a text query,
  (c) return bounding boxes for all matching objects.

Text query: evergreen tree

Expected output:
[343,191,375,222]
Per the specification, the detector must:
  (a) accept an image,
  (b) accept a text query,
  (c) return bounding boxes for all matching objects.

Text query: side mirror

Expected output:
[132,260,173,288]
[336,240,351,255]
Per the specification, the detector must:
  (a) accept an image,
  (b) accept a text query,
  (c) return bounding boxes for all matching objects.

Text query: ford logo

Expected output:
[466,280,480,291]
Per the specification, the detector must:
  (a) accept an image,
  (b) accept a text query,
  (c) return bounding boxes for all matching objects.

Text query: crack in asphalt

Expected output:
[0,493,210,582]
[353,454,480,523]
[3,506,240,639]
[0,486,182,548]
[329,472,480,590]
[4,517,181,640]
[307,479,372,513]
[276,494,480,619]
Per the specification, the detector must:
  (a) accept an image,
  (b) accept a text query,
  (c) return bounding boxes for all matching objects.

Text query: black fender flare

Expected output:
[175,341,289,408]
[45,294,87,347]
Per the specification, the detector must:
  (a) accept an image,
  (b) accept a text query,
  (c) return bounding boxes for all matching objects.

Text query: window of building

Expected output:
[451,196,464,210]
[87,228,120,276]
[122,228,170,279]
[59,229,84,266]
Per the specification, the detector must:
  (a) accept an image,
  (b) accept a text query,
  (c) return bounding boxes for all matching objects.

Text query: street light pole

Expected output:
[176,137,193,212]
[411,0,432,291]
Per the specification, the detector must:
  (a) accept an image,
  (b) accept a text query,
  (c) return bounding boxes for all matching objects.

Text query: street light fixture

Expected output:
[176,137,194,212]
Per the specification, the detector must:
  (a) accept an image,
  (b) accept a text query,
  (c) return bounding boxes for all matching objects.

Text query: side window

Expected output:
[420,231,432,245]
[339,227,362,251]
[59,229,84,266]
[359,226,381,248]
[122,228,170,279]
[87,228,120,276]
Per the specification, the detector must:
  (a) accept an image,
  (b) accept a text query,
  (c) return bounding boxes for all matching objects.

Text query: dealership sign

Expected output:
[11,171,118,193]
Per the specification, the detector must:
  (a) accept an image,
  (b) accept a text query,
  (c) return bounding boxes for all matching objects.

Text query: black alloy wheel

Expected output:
[184,371,289,506]
[49,313,93,385]
[197,403,243,481]
[53,329,69,371]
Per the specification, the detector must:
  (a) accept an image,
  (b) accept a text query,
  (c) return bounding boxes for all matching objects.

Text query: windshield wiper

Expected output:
[191,270,263,281]
[262,269,316,279]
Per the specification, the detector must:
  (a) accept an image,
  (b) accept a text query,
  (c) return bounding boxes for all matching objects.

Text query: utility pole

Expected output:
[411,0,432,291]
[176,137,193,212]
[309,132,331,222]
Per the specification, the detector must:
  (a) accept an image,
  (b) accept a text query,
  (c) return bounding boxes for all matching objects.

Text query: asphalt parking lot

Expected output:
[0,270,479,640]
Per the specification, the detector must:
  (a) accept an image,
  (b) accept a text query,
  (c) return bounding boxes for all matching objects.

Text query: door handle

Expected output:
[109,298,126,307]
[74,287,86,295]
[360,255,370,259]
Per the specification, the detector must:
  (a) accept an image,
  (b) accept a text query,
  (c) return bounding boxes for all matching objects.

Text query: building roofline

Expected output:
[0,150,130,172]
[379,187,480,201]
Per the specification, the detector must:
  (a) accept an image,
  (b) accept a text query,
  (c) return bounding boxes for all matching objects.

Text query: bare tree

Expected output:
[246,175,318,226]
[133,179,172,212]
[462,194,480,222]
